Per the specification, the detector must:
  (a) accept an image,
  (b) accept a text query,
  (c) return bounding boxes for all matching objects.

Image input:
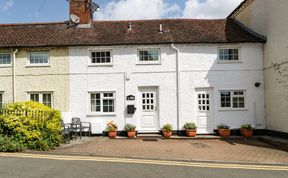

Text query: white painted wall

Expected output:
[69,43,265,134]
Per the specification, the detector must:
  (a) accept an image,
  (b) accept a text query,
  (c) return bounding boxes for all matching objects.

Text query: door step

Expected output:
[137,133,162,139]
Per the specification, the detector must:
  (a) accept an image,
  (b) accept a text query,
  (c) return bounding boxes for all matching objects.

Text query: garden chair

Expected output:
[61,120,71,144]
[71,117,82,140]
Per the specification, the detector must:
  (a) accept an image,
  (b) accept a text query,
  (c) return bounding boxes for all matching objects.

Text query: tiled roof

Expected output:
[0,18,265,48]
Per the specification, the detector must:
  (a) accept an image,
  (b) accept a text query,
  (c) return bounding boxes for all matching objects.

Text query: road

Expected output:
[0,153,287,178]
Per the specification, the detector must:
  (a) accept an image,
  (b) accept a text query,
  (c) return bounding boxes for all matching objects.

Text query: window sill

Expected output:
[136,62,162,65]
[26,64,50,68]
[88,64,113,67]
[218,108,248,112]
[0,65,12,68]
[87,113,116,116]
[217,61,243,64]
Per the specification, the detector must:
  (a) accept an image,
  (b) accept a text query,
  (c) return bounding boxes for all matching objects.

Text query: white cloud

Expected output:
[95,0,181,20]
[0,0,14,11]
[183,0,244,19]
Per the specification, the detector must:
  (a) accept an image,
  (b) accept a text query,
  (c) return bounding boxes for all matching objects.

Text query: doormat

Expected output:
[142,138,158,142]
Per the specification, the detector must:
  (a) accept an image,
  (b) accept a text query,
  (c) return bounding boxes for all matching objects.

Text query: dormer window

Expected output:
[218,48,239,61]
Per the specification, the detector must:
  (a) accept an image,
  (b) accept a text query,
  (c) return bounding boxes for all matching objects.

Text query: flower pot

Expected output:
[162,130,172,138]
[240,128,253,138]
[218,129,230,138]
[127,130,136,138]
[186,129,197,137]
[108,131,117,138]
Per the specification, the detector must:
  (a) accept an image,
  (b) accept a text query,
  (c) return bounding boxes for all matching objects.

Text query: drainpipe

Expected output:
[12,49,18,103]
[171,44,180,135]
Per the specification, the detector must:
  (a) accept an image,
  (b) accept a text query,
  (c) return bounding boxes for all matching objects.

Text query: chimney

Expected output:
[70,0,93,25]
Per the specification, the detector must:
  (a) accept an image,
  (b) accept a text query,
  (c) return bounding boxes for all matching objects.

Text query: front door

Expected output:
[138,88,159,132]
[195,88,214,134]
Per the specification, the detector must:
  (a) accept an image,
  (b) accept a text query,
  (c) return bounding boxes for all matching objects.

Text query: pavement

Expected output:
[0,153,288,178]
[44,136,288,165]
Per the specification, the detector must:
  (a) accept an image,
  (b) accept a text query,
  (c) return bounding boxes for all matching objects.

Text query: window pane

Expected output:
[91,51,111,64]
[30,53,49,64]
[42,94,52,107]
[30,94,39,102]
[221,91,231,108]
[91,93,101,112]
[139,49,160,62]
[0,53,11,65]
[219,49,239,61]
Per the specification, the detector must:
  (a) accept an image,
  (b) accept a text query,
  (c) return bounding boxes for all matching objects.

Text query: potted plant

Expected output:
[124,123,137,138]
[240,124,253,138]
[162,124,173,138]
[217,124,231,138]
[106,121,118,138]
[183,122,197,137]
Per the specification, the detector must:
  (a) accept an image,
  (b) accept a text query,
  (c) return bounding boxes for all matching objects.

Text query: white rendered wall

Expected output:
[69,43,264,133]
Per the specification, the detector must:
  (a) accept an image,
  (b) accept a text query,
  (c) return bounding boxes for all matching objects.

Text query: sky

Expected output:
[0,0,243,24]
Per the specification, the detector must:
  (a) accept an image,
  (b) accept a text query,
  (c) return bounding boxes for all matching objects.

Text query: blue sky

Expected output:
[0,0,243,24]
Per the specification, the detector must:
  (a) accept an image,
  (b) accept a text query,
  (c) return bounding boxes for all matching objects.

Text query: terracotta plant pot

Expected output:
[218,129,231,138]
[186,130,197,137]
[127,130,136,138]
[162,130,172,138]
[240,128,253,138]
[108,131,117,138]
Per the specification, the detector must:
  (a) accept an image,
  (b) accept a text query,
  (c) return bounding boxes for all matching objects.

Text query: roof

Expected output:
[228,0,254,18]
[0,18,265,48]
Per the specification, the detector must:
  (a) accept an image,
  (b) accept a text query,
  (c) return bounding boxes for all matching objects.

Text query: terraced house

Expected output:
[0,0,268,134]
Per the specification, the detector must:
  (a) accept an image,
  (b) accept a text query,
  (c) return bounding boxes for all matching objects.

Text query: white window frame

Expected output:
[217,47,241,63]
[88,91,116,115]
[28,92,53,108]
[137,48,161,65]
[27,52,50,67]
[0,53,12,67]
[219,90,246,110]
[89,50,113,66]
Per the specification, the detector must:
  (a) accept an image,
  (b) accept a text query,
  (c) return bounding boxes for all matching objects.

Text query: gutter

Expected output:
[12,49,18,103]
[171,44,180,135]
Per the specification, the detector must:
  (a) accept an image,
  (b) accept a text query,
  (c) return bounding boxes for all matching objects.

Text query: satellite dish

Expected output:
[91,2,100,13]
[70,14,80,24]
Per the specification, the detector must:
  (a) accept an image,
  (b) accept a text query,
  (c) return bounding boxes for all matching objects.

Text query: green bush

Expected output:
[217,123,230,129]
[124,123,136,131]
[0,135,25,152]
[0,101,62,151]
[183,122,196,130]
[162,124,173,132]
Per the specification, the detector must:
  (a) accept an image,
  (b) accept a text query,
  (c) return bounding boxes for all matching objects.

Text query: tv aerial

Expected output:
[70,14,80,24]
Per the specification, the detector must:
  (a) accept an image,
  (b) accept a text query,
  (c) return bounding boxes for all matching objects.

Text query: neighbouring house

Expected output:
[0,0,267,134]
[229,0,288,134]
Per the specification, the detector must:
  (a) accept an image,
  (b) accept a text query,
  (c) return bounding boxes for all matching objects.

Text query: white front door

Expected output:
[195,89,214,134]
[138,88,159,132]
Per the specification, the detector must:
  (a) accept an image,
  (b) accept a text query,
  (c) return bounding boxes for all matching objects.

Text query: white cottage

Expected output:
[0,0,266,135]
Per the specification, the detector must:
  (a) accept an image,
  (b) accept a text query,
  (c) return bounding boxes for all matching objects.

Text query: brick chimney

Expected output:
[70,0,93,24]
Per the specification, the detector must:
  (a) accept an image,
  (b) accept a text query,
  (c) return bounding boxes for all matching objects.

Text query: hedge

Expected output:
[0,101,62,151]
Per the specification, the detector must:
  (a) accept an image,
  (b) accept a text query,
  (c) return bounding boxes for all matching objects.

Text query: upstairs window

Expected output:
[90,92,115,114]
[218,48,239,61]
[29,52,49,65]
[220,90,245,109]
[0,53,12,65]
[29,92,53,107]
[90,51,112,65]
[138,49,160,63]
